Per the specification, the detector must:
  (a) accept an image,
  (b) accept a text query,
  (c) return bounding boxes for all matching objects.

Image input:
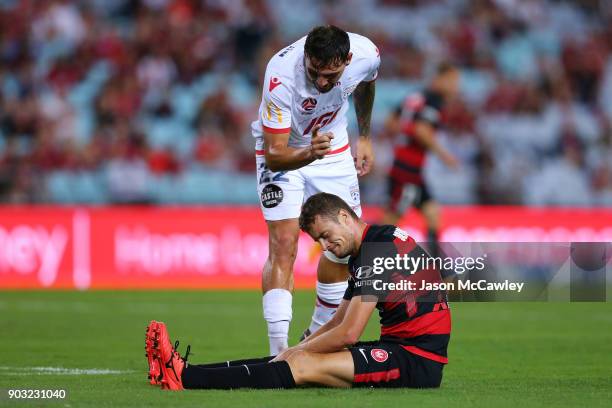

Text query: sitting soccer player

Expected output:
[145,192,451,390]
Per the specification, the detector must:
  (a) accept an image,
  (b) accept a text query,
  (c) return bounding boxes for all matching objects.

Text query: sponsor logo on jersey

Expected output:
[301,97,317,112]
[355,265,376,279]
[370,348,389,363]
[269,77,282,92]
[393,227,409,241]
[261,184,284,208]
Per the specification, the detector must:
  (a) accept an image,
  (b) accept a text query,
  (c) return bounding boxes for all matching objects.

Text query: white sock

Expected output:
[308,281,348,334]
[262,288,292,355]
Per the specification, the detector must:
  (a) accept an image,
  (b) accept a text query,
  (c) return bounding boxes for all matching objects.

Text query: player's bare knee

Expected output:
[286,350,317,384]
[269,229,299,263]
[269,236,298,265]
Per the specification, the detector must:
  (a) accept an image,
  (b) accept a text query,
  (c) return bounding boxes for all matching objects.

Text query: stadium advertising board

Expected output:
[0,206,610,289]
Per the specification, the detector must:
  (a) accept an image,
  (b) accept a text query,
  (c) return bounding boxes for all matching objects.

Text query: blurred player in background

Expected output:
[382,63,460,258]
[253,25,380,354]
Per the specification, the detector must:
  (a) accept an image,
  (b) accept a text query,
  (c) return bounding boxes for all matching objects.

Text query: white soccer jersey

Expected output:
[251,33,380,153]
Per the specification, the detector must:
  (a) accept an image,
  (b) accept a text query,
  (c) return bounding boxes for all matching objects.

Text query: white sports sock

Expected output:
[308,281,348,335]
[262,288,292,355]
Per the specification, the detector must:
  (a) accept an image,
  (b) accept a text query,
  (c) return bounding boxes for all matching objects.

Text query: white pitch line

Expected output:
[0,366,135,375]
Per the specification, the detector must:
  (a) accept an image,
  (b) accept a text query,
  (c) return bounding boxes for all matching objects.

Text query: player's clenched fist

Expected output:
[310,124,334,160]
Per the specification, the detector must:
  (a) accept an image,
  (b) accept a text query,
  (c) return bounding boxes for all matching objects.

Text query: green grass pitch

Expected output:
[0,291,611,407]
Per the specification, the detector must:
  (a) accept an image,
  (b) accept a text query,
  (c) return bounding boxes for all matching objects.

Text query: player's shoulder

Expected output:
[348,32,379,61]
[402,89,443,114]
[265,36,306,84]
[364,224,410,243]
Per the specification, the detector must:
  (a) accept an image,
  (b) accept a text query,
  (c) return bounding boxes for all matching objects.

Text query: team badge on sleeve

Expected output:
[392,227,409,241]
[371,349,389,363]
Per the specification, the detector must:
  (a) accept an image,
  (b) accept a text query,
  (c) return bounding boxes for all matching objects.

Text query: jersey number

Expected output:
[303,108,341,135]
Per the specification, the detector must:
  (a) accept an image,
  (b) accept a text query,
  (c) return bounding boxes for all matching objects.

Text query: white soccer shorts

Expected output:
[256,148,362,219]
[256,149,361,264]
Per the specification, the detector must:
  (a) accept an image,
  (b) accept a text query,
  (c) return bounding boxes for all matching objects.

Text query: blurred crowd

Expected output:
[0,0,611,206]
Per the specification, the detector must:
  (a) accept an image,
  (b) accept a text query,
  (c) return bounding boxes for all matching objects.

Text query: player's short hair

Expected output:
[304,25,350,68]
[299,192,359,233]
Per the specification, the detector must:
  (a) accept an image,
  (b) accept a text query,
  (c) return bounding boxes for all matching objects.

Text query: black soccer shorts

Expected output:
[348,341,444,388]
[387,177,433,214]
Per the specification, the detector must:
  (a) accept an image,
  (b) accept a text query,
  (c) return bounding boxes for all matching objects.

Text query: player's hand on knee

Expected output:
[310,124,334,160]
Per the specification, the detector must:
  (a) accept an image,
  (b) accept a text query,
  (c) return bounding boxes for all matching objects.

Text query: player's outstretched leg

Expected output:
[182,359,296,389]
[189,356,274,369]
[181,350,353,389]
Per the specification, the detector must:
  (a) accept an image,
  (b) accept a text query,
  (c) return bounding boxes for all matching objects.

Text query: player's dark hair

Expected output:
[299,192,359,233]
[304,25,350,67]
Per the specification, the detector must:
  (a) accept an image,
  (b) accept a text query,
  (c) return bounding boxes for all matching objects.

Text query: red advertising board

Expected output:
[0,206,610,289]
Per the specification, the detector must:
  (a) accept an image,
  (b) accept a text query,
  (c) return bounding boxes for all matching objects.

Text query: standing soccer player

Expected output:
[253,25,379,354]
[382,63,460,257]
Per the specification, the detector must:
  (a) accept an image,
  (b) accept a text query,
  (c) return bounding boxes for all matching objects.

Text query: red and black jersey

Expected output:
[389,90,445,185]
[344,224,451,364]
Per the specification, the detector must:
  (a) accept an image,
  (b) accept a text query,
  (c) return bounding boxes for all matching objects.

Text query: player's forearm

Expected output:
[300,325,357,353]
[298,313,341,345]
[265,146,315,171]
[299,299,349,345]
[353,80,375,137]
[414,124,451,158]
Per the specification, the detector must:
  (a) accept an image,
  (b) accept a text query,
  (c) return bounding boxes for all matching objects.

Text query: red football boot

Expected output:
[145,321,161,385]
[154,322,190,390]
